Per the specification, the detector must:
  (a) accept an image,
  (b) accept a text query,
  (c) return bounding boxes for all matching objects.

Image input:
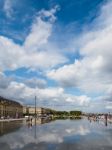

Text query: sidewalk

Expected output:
[0,118,26,122]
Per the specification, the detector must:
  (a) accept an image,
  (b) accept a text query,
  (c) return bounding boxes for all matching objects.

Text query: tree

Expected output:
[70,111,82,116]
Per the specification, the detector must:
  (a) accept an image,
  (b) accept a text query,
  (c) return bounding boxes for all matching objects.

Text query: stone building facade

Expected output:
[23,106,50,116]
[0,96,23,118]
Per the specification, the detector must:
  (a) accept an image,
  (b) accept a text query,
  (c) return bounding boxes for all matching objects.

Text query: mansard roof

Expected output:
[0,96,23,107]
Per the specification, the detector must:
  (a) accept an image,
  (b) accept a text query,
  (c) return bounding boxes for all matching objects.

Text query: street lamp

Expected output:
[35,96,36,118]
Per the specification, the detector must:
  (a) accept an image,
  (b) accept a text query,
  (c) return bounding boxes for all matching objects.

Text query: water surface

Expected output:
[0,118,112,150]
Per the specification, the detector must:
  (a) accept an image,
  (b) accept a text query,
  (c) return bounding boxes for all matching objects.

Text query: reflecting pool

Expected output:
[0,118,112,150]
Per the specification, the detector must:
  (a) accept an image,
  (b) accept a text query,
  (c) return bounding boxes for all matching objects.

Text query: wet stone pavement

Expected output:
[0,118,112,150]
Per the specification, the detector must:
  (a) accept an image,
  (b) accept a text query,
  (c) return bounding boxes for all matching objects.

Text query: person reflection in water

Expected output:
[105,114,108,126]
[28,122,32,129]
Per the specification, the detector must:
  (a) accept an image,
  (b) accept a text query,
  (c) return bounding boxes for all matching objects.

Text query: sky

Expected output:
[0,0,112,113]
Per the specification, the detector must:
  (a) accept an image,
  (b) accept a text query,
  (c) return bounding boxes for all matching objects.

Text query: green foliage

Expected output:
[70,111,82,116]
[49,109,82,116]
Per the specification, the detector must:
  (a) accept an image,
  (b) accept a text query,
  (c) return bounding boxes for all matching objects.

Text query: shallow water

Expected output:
[0,118,112,150]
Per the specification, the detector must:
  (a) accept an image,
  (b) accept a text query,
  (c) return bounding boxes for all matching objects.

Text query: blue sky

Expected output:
[0,0,112,112]
[0,0,104,43]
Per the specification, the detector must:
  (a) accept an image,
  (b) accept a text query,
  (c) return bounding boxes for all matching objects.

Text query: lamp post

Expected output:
[35,96,36,118]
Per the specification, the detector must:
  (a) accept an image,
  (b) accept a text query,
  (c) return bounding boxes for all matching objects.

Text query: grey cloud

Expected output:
[24,78,47,89]
[0,72,12,89]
